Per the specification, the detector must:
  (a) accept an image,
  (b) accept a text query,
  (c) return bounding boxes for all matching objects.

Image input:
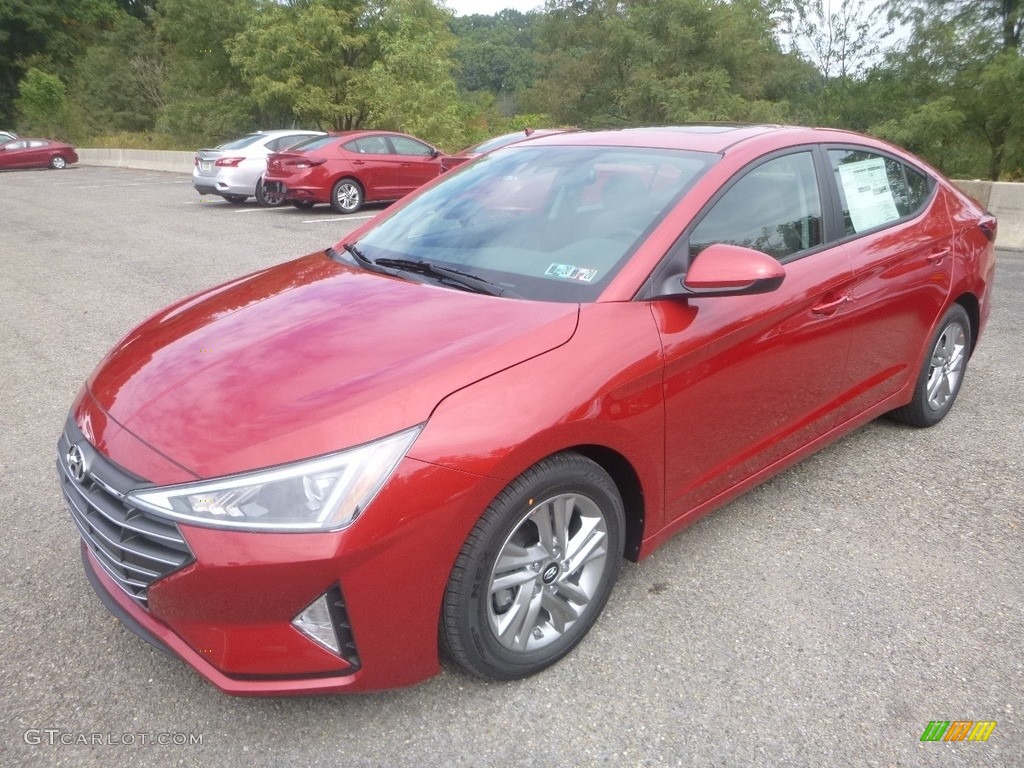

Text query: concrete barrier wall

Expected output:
[75,150,1024,251]
[78,148,194,175]
[952,180,1024,251]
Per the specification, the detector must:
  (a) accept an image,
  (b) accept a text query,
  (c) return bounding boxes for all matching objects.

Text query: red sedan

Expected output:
[263,130,444,213]
[59,125,995,694]
[440,128,571,173]
[0,137,77,170]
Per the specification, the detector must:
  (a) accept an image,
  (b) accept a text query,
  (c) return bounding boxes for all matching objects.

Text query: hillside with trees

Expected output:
[0,0,1020,178]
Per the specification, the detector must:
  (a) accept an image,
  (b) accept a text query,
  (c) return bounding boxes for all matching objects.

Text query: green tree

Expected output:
[71,14,165,134]
[882,0,1024,177]
[0,0,120,125]
[14,67,70,136]
[452,10,540,96]
[227,0,370,131]
[155,0,256,143]
[228,0,465,145]
[528,0,806,127]
[350,0,465,145]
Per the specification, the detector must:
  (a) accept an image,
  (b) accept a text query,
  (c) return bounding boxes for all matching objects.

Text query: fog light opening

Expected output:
[291,585,361,670]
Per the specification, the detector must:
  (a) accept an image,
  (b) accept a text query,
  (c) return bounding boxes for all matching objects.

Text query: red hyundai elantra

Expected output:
[263,129,444,213]
[0,137,77,169]
[59,125,995,695]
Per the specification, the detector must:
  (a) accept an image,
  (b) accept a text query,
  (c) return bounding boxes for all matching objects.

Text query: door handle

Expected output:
[811,294,850,315]
[926,248,950,264]
[352,160,365,165]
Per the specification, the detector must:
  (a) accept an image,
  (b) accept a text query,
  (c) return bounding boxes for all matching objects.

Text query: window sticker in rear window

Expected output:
[545,263,599,282]
[836,157,900,232]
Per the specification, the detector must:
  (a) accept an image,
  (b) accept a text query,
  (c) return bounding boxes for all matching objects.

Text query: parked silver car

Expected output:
[193,130,325,206]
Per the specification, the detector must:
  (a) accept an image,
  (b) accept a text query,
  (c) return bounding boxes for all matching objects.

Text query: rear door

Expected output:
[386,135,441,195]
[823,147,954,422]
[342,135,404,200]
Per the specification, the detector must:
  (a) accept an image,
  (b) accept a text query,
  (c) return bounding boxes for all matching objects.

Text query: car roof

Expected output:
[522,124,885,155]
[256,129,325,136]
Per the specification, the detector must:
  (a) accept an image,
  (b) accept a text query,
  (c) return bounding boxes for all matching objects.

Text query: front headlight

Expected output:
[127,426,421,532]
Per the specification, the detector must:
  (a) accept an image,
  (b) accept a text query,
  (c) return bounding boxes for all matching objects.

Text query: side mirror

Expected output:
[431,149,442,159]
[660,243,785,298]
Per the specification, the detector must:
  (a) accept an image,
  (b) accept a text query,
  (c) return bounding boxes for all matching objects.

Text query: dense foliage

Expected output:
[0,0,1020,177]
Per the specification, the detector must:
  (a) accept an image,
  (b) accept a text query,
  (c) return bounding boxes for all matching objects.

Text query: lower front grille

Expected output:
[58,416,194,607]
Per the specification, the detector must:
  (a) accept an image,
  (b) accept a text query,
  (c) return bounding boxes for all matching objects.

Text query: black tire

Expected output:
[890,304,971,427]
[255,178,285,207]
[291,200,315,209]
[441,452,624,681]
[49,155,67,170]
[223,194,247,204]
[330,177,364,214]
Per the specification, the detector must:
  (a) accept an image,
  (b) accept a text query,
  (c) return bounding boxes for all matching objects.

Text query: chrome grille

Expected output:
[58,417,193,607]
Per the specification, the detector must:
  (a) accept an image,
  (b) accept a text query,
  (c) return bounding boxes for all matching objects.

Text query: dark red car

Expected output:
[440,128,571,173]
[59,125,995,695]
[0,137,77,170]
[263,130,444,213]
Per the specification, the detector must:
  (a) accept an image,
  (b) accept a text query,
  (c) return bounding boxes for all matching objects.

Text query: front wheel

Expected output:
[890,304,971,427]
[441,452,624,681]
[331,178,364,214]
[50,155,67,169]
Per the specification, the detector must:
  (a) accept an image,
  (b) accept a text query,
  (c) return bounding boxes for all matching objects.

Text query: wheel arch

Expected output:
[569,445,645,562]
[953,292,980,355]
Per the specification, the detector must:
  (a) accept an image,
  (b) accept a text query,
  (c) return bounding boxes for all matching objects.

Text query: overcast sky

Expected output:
[444,0,544,15]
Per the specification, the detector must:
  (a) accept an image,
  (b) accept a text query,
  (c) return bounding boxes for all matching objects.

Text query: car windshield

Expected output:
[353,145,717,302]
[287,135,338,152]
[217,134,264,150]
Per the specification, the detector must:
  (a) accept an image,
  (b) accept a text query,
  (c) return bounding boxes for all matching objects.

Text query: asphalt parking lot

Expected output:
[1,165,1021,767]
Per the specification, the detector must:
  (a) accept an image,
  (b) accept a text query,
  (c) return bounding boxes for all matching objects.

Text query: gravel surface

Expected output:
[1,166,1021,767]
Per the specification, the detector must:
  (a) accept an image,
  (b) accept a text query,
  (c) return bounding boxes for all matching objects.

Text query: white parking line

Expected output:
[233,208,263,213]
[302,215,375,224]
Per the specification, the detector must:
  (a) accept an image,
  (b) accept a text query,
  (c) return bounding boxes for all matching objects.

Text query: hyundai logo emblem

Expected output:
[541,563,560,584]
[67,443,88,484]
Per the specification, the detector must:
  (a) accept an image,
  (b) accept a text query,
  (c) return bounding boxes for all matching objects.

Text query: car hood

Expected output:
[84,253,578,479]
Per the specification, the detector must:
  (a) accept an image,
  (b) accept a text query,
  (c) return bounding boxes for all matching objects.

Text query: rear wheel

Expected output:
[331,178,364,214]
[890,304,971,427]
[223,194,247,204]
[255,179,285,207]
[441,452,624,681]
[49,155,67,170]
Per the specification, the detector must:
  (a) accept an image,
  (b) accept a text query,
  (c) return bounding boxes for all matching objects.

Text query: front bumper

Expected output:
[61,412,504,694]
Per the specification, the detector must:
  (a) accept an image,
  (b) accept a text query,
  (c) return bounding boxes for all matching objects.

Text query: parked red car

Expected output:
[59,125,995,695]
[440,128,571,173]
[0,137,77,170]
[263,130,444,213]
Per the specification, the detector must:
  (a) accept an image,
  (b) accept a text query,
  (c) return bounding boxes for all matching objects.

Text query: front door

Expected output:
[657,150,856,522]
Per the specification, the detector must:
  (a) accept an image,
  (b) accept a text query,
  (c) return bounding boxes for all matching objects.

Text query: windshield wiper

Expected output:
[327,244,394,276]
[372,257,515,297]
[330,246,515,297]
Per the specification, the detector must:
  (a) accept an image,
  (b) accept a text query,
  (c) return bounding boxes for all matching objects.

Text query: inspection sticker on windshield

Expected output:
[545,263,598,282]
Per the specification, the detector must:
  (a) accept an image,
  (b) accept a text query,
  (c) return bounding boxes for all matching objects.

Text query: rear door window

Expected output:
[828,149,933,235]
[345,136,391,155]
